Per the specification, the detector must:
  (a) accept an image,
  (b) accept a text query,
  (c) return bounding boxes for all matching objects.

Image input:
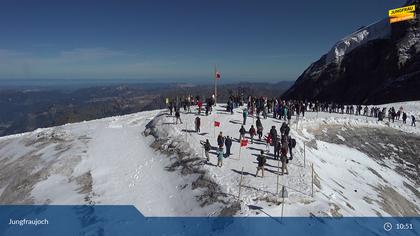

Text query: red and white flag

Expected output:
[215,71,221,80]
[240,139,248,147]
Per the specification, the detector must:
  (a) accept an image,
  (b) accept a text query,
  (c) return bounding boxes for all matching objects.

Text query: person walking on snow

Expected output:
[255,150,266,177]
[412,115,416,127]
[239,125,246,140]
[225,136,232,157]
[216,146,224,167]
[202,139,211,162]
[195,116,201,133]
[175,110,182,124]
[242,109,248,125]
[249,125,256,144]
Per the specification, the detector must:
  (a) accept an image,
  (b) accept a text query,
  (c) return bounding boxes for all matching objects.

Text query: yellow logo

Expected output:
[389,5,416,23]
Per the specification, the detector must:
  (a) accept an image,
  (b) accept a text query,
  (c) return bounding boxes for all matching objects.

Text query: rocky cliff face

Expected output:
[283,0,420,104]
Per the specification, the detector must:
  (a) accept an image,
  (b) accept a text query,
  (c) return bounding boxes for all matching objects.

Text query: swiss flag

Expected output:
[215,71,221,80]
[240,139,248,147]
[214,121,221,127]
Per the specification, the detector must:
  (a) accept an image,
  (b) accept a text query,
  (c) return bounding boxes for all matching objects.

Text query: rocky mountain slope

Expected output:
[283,0,420,104]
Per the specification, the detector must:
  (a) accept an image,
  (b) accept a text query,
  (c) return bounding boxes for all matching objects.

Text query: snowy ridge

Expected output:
[325,19,390,65]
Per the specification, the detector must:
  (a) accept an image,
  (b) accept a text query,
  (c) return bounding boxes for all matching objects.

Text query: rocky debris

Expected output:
[143,112,241,216]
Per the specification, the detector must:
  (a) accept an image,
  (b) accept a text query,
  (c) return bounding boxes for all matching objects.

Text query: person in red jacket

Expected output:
[264,133,272,153]
[197,100,203,115]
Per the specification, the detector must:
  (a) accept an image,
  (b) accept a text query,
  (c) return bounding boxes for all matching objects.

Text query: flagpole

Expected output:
[214,65,217,105]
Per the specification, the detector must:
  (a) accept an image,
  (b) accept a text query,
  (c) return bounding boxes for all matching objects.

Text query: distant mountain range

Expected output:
[0,81,292,137]
[283,0,420,104]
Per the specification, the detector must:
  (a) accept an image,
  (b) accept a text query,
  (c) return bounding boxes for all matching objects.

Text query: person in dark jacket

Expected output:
[280,122,287,136]
[249,125,256,144]
[256,117,263,140]
[274,139,281,160]
[284,124,291,137]
[195,116,201,133]
[287,109,292,124]
[217,132,225,147]
[225,136,232,157]
[402,112,407,124]
[175,110,182,124]
[412,115,416,127]
[287,135,294,160]
[269,126,278,148]
[255,150,266,177]
[239,125,246,140]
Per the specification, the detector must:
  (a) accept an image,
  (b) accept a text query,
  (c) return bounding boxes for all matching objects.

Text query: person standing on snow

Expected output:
[201,139,211,162]
[274,139,281,160]
[412,115,416,127]
[169,100,174,116]
[197,100,203,115]
[269,126,278,147]
[280,122,287,136]
[195,116,201,133]
[288,135,296,160]
[255,150,266,178]
[264,133,272,153]
[216,146,224,167]
[280,138,289,175]
[249,125,256,144]
[239,125,246,141]
[256,117,263,140]
[402,112,407,124]
[175,110,182,124]
[287,109,292,124]
[225,136,232,157]
[242,109,248,125]
[217,132,225,148]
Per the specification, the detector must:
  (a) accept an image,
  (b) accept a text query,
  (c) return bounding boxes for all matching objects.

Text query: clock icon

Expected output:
[384,222,393,232]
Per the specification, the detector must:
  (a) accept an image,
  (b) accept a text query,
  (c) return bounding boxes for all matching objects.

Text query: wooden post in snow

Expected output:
[238,142,242,160]
[281,187,285,221]
[311,163,314,198]
[276,157,280,195]
[185,119,188,141]
[238,167,244,200]
[213,117,216,138]
[304,142,306,168]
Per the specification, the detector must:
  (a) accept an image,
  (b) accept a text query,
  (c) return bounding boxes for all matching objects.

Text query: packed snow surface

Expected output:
[0,101,419,218]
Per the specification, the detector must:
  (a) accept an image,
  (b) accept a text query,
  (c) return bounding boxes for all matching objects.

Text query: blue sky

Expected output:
[0,0,403,82]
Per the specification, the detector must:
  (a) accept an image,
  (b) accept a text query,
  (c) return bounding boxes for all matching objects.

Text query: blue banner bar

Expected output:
[0,205,418,236]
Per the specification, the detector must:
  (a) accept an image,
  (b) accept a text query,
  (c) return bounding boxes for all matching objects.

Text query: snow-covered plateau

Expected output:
[0,101,419,217]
